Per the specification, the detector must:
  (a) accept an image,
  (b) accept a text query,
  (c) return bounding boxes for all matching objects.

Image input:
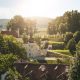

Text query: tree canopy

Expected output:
[0,34,26,59]
[7,15,25,35]
[48,10,80,34]
[7,15,37,36]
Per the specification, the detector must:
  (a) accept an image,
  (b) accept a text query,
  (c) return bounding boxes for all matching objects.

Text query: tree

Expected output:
[58,23,68,33]
[48,10,80,34]
[7,15,25,35]
[48,22,57,34]
[63,10,80,33]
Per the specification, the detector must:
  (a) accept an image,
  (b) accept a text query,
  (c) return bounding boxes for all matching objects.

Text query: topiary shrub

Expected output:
[64,32,73,44]
[68,43,80,80]
[67,38,76,55]
[73,31,80,43]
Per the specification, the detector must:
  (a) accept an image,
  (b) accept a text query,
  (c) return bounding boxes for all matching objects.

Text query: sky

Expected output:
[0,0,80,19]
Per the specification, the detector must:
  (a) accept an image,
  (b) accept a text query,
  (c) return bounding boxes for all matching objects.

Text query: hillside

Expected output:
[0,17,52,31]
[0,19,9,29]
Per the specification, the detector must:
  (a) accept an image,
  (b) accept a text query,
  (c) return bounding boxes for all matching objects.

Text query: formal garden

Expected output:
[0,10,80,80]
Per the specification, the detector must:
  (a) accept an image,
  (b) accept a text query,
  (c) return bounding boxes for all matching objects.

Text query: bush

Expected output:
[34,36,41,46]
[0,35,26,59]
[68,48,80,80]
[64,32,73,44]
[48,41,65,50]
[22,34,28,43]
[67,38,76,55]
[73,31,80,43]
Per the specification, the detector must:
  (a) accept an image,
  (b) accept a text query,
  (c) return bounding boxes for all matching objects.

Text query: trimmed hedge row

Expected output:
[48,41,65,50]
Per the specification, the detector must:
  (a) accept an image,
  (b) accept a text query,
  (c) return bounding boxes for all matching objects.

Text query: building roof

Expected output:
[14,62,68,80]
[1,30,19,38]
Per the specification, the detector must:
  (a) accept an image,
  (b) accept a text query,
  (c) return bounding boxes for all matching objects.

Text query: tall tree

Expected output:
[7,15,25,35]
[63,10,80,32]
[48,10,80,34]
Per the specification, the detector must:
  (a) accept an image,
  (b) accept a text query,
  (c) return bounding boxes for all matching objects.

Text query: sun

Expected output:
[22,0,47,17]
[17,0,54,18]
[16,0,58,18]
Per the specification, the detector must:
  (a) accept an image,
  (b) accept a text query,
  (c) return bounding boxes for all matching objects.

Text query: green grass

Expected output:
[48,50,73,58]
[46,60,57,64]
[48,41,64,45]
[51,50,72,56]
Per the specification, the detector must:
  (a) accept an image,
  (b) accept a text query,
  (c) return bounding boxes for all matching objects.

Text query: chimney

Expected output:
[17,28,20,37]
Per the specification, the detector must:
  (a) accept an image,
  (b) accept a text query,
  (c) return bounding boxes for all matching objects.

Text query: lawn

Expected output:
[48,50,73,58]
[48,41,64,45]
[51,50,72,56]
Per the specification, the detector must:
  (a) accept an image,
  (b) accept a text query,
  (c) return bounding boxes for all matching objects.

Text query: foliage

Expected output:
[64,32,73,44]
[0,34,8,54]
[63,10,80,33]
[48,41,65,50]
[73,31,80,43]
[44,41,48,49]
[0,54,23,80]
[48,10,80,34]
[5,68,21,80]
[7,15,37,36]
[0,35,26,59]
[34,36,41,46]
[0,54,17,73]
[47,22,57,34]
[68,43,80,80]
[67,38,76,55]
[25,19,37,36]
[22,33,28,43]
[76,41,80,50]
[7,15,25,35]
[58,23,68,33]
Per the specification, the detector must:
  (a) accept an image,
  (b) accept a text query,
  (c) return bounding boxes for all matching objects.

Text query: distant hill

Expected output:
[0,17,52,31]
[0,19,10,30]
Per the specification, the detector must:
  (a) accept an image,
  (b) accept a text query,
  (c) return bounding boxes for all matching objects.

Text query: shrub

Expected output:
[48,41,65,50]
[0,54,17,73]
[68,46,80,80]
[64,32,73,44]
[34,36,41,46]
[67,38,76,55]
[22,34,28,43]
[73,31,80,43]
[0,35,26,59]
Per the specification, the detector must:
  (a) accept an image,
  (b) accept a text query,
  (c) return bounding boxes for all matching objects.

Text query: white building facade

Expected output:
[23,42,41,58]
